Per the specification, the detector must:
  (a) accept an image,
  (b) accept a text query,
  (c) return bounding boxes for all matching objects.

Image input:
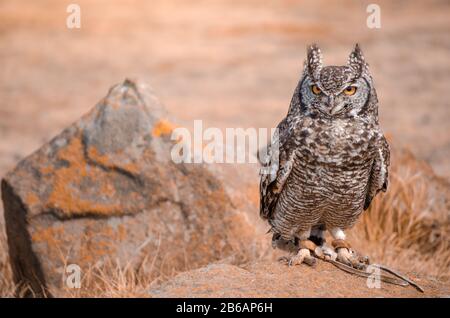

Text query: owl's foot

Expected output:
[278,240,317,267]
[332,239,370,270]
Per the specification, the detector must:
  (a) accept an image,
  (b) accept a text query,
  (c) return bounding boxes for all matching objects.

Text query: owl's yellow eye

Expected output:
[311,85,321,95]
[344,86,357,96]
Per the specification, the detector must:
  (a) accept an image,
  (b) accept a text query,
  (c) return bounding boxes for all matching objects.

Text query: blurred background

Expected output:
[0,0,449,296]
[0,0,449,180]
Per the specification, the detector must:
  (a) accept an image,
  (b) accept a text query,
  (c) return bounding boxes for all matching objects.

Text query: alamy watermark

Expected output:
[170,120,278,174]
[366,4,381,29]
[65,264,81,289]
[66,4,81,29]
[366,264,382,289]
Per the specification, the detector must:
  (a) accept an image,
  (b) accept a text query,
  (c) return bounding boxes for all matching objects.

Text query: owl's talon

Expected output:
[283,248,315,267]
[277,256,290,264]
[361,255,370,265]
[336,247,368,270]
[322,245,338,261]
[304,255,317,267]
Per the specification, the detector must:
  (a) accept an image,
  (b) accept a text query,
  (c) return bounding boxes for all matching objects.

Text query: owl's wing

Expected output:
[364,134,390,210]
[259,117,297,220]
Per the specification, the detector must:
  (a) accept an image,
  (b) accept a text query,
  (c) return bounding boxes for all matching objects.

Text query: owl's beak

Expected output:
[328,96,346,115]
[331,102,347,115]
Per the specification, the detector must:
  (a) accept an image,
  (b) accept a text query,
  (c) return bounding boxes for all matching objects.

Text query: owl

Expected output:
[260,44,390,268]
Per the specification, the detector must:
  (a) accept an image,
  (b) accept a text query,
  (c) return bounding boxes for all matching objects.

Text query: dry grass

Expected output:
[55,259,161,298]
[353,150,450,279]
[0,222,15,297]
[0,148,448,297]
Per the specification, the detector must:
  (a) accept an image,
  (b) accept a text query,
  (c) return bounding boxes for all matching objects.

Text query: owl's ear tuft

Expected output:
[306,43,323,82]
[348,43,369,78]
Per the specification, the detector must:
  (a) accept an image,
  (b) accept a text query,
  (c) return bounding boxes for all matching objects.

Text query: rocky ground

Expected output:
[149,262,449,298]
[0,0,449,297]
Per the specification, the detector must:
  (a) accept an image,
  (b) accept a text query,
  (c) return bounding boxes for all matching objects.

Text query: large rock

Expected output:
[1,79,258,296]
[149,261,449,298]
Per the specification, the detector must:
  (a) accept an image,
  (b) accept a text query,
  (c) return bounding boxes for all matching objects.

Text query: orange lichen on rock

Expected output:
[74,223,129,266]
[40,165,55,175]
[32,226,65,245]
[26,192,40,206]
[152,119,177,137]
[100,182,117,198]
[44,135,125,217]
[87,145,140,175]
[115,224,127,241]
[32,222,129,268]
[31,226,66,263]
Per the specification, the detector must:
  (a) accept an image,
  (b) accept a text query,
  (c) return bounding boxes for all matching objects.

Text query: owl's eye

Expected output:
[311,84,321,95]
[344,86,357,96]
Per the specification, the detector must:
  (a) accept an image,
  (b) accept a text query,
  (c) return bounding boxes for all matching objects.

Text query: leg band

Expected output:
[332,239,351,250]
[299,239,317,252]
